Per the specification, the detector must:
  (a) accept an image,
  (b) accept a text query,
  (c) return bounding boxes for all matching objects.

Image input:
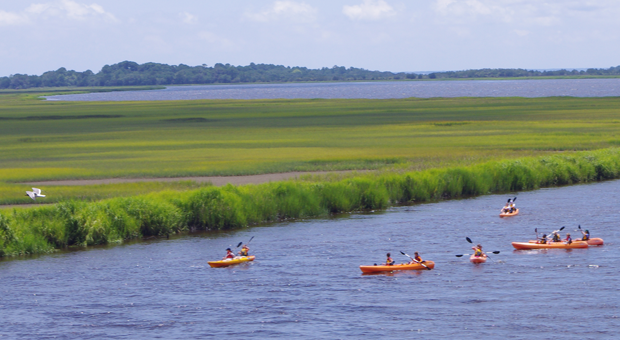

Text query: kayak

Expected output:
[470,254,487,263]
[360,261,435,273]
[500,208,519,217]
[512,241,588,250]
[208,256,255,268]
[528,238,604,246]
[585,238,604,246]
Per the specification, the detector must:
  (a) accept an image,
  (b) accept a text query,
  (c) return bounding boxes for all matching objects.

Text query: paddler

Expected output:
[509,199,516,213]
[564,233,572,244]
[539,234,547,244]
[386,253,395,266]
[238,244,250,257]
[501,201,511,214]
[223,248,235,259]
[551,231,561,242]
[409,251,423,264]
[472,244,485,257]
[580,229,590,241]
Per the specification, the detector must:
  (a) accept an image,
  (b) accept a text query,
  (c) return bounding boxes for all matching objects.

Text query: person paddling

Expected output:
[539,234,547,244]
[238,244,250,257]
[409,251,423,264]
[564,233,572,244]
[580,229,590,241]
[472,244,486,258]
[551,231,561,242]
[223,248,235,260]
[501,201,511,214]
[385,253,395,266]
[509,199,516,213]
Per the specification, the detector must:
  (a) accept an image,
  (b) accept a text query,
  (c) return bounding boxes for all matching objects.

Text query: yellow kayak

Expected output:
[208,256,255,268]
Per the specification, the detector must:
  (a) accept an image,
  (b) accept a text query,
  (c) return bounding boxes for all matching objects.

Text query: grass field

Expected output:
[1,92,620,204]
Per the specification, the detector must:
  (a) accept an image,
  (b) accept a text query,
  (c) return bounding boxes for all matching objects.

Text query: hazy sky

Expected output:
[1,0,619,76]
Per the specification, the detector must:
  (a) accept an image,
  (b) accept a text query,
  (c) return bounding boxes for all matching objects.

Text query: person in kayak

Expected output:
[472,244,485,257]
[581,229,590,241]
[238,244,250,257]
[408,252,423,264]
[564,233,572,244]
[509,199,516,213]
[501,201,511,214]
[539,234,547,244]
[551,231,561,242]
[224,248,235,259]
[386,253,395,266]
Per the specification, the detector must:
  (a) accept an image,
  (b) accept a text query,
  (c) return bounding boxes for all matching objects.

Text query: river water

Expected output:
[44,78,620,101]
[1,180,618,339]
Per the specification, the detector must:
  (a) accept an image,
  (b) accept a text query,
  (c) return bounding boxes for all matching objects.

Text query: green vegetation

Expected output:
[3,60,620,90]
[2,149,620,256]
[2,90,620,256]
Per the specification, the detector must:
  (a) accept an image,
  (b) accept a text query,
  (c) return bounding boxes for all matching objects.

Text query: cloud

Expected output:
[180,12,197,24]
[197,31,235,49]
[0,10,29,26]
[245,1,317,23]
[0,0,117,26]
[343,0,396,21]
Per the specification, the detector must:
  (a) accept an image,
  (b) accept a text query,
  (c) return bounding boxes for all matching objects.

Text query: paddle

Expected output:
[236,236,255,248]
[400,251,431,270]
[465,237,499,259]
[455,251,500,257]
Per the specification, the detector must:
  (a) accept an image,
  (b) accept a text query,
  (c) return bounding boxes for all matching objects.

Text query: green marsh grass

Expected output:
[2,149,620,256]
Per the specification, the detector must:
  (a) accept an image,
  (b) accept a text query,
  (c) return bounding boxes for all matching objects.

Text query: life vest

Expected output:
[414,255,422,262]
[582,233,590,241]
[565,236,572,244]
[240,247,249,256]
[552,234,561,242]
[539,238,546,244]
[386,257,394,265]
[225,251,234,259]
[474,248,483,256]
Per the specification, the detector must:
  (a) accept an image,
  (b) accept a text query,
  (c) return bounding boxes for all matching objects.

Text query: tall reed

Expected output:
[1,148,620,256]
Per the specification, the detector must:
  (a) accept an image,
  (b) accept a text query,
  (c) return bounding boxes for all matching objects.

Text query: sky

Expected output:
[1,0,620,76]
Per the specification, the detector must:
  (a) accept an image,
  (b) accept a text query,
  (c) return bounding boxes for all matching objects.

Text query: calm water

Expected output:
[45,78,620,102]
[1,180,618,339]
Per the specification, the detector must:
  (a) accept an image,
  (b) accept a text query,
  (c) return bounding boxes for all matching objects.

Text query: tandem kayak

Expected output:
[528,238,604,246]
[512,241,588,250]
[208,256,255,268]
[360,261,434,273]
[470,254,487,263]
[500,209,519,217]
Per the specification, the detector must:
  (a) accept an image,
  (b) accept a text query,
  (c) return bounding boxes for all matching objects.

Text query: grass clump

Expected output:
[1,149,620,257]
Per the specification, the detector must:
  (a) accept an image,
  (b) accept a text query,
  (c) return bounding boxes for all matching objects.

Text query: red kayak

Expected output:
[470,254,487,263]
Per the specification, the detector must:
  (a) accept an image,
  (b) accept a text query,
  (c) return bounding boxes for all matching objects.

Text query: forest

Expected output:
[1,60,619,89]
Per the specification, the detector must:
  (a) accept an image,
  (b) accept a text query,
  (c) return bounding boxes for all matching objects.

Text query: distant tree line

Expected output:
[1,61,620,89]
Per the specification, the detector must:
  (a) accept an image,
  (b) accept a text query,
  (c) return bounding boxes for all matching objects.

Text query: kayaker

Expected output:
[551,231,561,242]
[386,253,395,266]
[224,248,235,259]
[408,252,423,264]
[472,244,485,257]
[501,202,511,214]
[564,233,572,244]
[539,234,547,244]
[509,199,516,213]
[238,244,250,257]
[581,229,590,241]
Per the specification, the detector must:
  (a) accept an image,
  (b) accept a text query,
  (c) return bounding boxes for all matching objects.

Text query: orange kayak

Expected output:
[500,209,519,217]
[208,256,255,268]
[512,241,588,250]
[360,261,434,273]
[470,254,487,263]
[585,238,604,246]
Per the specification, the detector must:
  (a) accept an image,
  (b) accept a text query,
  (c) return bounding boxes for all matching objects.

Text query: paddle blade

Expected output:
[455,254,465,257]
[513,197,517,202]
[578,225,581,230]
[492,251,501,254]
[535,228,538,233]
[560,226,565,231]
[466,237,473,244]
[400,251,406,255]
[236,242,243,248]
[248,236,254,244]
